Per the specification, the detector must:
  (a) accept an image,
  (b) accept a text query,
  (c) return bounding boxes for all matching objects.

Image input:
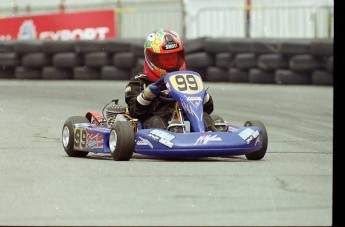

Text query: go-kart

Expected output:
[62,71,268,161]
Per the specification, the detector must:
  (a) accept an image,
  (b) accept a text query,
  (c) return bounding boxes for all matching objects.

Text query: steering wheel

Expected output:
[153,76,176,102]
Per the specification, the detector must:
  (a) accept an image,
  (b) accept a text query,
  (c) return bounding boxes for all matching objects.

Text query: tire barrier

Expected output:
[0,38,333,86]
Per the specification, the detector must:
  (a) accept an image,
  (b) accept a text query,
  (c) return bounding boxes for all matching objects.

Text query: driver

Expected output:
[124,29,215,131]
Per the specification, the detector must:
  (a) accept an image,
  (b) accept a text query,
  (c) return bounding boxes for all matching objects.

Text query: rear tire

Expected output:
[244,120,268,160]
[211,115,227,132]
[62,116,89,157]
[109,121,135,161]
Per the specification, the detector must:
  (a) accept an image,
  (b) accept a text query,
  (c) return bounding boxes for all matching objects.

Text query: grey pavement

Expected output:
[0,80,333,226]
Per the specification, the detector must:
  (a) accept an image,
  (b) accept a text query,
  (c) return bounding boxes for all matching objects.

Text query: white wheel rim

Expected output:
[109,130,117,152]
[62,126,70,147]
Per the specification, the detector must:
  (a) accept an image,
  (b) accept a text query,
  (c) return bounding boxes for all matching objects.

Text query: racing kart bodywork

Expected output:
[62,71,268,161]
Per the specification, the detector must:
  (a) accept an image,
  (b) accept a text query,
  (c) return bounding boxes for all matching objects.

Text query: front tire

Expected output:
[244,120,268,160]
[62,116,89,157]
[109,121,135,161]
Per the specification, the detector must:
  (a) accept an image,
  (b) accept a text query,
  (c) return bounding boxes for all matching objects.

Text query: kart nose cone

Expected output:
[109,130,118,152]
[62,126,70,147]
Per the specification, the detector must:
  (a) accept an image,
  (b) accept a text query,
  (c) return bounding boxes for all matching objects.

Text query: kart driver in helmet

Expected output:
[125,29,222,132]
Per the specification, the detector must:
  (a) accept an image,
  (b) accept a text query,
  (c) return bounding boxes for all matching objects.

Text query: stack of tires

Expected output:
[0,38,333,86]
[184,37,333,85]
[0,39,145,80]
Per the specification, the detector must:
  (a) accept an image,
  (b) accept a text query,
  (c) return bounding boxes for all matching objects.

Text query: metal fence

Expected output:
[0,0,333,39]
[116,0,183,39]
[250,4,334,38]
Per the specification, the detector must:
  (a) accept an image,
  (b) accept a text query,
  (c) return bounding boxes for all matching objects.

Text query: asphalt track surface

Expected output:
[0,80,332,226]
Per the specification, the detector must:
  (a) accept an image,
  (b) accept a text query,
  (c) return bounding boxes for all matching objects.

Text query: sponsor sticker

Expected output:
[238,128,260,144]
[137,136,153,148]
[187,96,201,108]
[87,132,103,149]
[195,134,222,145]
[163,43,178,50]
[148,129,175,148]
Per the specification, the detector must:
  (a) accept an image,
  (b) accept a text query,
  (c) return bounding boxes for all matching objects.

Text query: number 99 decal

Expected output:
[168,73,203,94]
[74,128,87,150]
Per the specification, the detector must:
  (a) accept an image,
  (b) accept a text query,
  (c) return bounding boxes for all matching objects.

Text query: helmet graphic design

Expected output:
[144,29,186,82]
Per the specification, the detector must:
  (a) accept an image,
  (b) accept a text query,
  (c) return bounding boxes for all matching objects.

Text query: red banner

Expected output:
[0,9,116,40]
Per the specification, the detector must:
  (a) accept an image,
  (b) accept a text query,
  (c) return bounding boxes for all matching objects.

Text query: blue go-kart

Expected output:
[62,71,268,161]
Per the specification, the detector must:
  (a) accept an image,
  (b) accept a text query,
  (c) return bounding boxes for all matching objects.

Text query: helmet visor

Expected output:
[146,50,185,72]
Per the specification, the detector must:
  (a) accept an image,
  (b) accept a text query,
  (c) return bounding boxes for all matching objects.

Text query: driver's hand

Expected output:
[141,84,161,101]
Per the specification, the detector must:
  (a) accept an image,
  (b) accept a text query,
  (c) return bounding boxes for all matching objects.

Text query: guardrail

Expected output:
[0,38,333,86]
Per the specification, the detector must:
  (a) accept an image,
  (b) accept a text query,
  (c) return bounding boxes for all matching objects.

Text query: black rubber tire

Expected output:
[74,40,105,54]
[73,67,100,80]
[113,52,136,68]
[203,38,234,54]
[101,66,130,80]
[275,69,311,85]
[215,52,234,68]
[310,39,333,57]
[228,68,249,83]
[326,56,333,73]
[22,53,52,68]
[62,116,90,157]
[131,57,144,76]
[14,66,42,79]
[206,66,229,82]
[227,38,252,53]
[131,67,144,77]
[53,52,83,68]
[186,67,207,81]
[312,70,333,86]
[257,54,289,71]
[41,40,74,54]
[184,37,205,54]
[0,68,14,79]
[251,38,281,54]
[109,121,135,161]
[233,53,258,70]
[185,52,214,68]
[249,68,275,84]
[280,39,311,56]
[136,58,144,68]
[0,53,20,67]
[244,120,268,160]
[42,67,72,80]
[0,41,15,53]
[289,54,322,73]
[130,39,146,57]
[211,114,227,132]
[85,52,111,68]
[13,40,43,55]
[104,39,131,53]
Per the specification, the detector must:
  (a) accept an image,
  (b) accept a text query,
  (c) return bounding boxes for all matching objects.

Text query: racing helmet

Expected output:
[144,29,186,82]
